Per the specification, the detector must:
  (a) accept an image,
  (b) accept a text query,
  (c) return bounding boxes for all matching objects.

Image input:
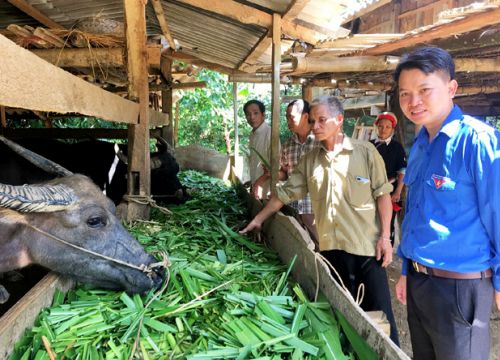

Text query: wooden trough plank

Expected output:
[0,273,74,360]
[0,34,139,124]
[0,127,167,140]
[245,194,410,360]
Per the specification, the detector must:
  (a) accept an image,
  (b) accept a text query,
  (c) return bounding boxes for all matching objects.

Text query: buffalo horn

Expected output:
[114,144,128,165]
[0,183,76,212]
[0,136,73,177]
[156,137,175,156]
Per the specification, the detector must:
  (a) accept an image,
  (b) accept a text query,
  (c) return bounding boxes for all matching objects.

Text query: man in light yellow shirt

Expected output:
[240,96,399,345]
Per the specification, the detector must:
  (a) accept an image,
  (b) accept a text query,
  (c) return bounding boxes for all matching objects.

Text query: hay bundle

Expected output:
[73,16,124,36]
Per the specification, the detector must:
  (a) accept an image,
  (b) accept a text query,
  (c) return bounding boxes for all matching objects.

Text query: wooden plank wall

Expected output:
[358,0,479,34]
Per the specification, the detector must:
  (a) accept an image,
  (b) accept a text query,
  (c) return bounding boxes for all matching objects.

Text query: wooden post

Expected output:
[232,82,239,157]
[0,106,6,128]
[302,84,313,103]
[270,13,281,196]
[160,50,174,145]
[123,0,150,220]
[173,103,180,147]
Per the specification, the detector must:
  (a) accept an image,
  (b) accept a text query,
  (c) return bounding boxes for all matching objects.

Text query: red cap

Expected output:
[375,112,397,128]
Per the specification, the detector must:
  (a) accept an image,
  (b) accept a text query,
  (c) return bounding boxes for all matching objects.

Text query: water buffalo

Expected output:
[0,137,188,205]
[0,136,165,304]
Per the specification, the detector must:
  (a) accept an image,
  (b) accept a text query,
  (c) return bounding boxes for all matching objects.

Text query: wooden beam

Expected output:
[151,0,176,49]
[232,82,239,156]
[283,0,311,20]
[228,73,293,83]
[0,127,165,140]
[173,101,180,147]
[0,106,6,127]
[162,50,240,75]
[31,46,161,68]
[291,55,395,74]
[149,109,170,128]
[342,94,385,110]
[0,34,139,123]
[159,49,174,147]
[111,81,206,93]
[289,55,500,74]
[238,31,272,72]
[341,0,392,25]
[302,84,313,102]
[123,0,151,220]
[270,14,281,196]
[309,79,392,91]
[7,0,65,29]
[176,0,326,44]
[364,7,500,55]
[169,81,206,90]
[455,86,500,96]
[238,0,312,72]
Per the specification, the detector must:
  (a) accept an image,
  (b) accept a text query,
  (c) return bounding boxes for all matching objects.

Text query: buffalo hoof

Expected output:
[0,285,10,304]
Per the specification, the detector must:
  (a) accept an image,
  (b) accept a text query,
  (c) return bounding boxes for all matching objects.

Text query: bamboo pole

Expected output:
[270,13,281,196]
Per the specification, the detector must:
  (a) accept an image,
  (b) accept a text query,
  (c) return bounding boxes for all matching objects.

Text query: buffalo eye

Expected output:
[87,216,106,228]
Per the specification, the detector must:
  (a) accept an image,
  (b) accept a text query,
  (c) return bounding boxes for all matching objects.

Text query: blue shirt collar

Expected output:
[415,105,463,143]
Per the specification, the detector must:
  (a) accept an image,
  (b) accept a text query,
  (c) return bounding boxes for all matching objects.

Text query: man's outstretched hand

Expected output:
[239,219,262,235]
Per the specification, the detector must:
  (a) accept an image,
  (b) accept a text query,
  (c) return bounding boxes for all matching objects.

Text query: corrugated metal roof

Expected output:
[148,1,266,69]
[4,0,126,29]
[0,0,42,28]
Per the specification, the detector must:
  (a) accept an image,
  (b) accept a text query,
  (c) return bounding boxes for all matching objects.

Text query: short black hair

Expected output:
[243,100,265,114]
[394,47,455,83]
[287,99,310,114]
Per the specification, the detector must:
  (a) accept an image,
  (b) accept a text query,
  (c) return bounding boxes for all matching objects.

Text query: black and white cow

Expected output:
[0,138,189,205]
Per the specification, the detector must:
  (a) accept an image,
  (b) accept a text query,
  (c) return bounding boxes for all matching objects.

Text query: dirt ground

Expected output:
[386,257,500,359]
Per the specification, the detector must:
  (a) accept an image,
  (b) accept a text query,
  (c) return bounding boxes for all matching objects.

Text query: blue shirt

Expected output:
[398,105,500,291]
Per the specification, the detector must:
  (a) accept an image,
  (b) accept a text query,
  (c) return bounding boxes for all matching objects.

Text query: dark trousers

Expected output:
[407,266,494,360]
[321,250,400,345]
[389,207,400,247]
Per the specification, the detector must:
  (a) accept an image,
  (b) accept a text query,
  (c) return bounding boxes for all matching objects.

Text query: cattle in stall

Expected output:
[0,136,165,304]
[0,138,189,205]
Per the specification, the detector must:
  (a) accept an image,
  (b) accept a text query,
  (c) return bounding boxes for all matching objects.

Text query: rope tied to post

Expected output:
[122,194,172,215]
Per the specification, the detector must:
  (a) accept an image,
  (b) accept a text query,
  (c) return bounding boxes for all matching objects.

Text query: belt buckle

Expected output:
[412,261,419,273]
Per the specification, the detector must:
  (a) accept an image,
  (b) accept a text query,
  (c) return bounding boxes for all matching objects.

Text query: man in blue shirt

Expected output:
[394,47,499,360]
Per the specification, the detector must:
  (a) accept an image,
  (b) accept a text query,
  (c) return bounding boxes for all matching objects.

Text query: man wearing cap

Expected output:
[371,112,407,246]
[394,47,499,360]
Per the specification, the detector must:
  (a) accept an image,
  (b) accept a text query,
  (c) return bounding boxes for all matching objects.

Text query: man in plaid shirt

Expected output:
[253,99,320,243]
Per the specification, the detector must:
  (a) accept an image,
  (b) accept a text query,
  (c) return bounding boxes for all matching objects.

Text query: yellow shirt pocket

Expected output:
[345,173,372,207]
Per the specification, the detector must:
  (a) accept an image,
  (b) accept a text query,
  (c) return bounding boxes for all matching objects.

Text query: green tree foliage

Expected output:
[176,69,302,154]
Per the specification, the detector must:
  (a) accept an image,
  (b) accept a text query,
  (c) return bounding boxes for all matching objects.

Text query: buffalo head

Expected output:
[0,136,165,302]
